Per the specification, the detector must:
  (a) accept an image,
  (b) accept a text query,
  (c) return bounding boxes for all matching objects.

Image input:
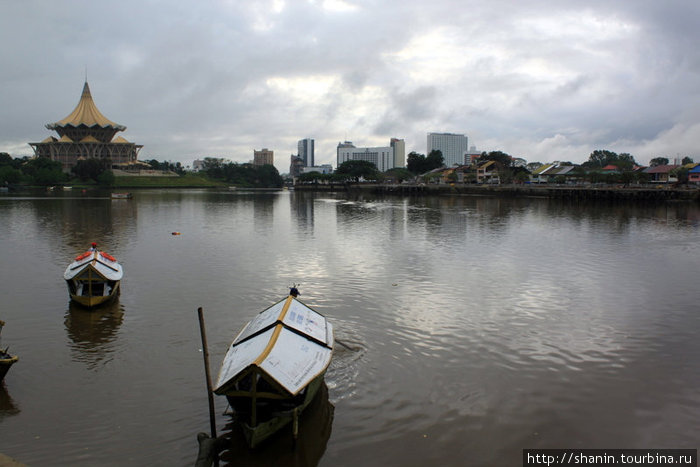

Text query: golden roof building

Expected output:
[29,81,142,171]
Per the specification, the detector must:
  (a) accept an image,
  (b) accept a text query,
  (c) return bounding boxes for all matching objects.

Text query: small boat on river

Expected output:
[214,289,334,448]
[63,243,123,308]
[111,192,132,199]
[0,320,18,382]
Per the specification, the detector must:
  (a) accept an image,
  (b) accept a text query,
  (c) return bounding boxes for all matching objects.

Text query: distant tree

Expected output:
[254,164,283,188]
[298,171,326,183]
[616,153,637,171]
[426,150,444,169]
[514,171,530,184]
[384,167,414,182]
[0,165,21,184]
[97,170,115,186]
[22,157,67,186]
[526,162,543,172]
[477,151,512,167]
[407,152,427,174]
[0,153,12,166]
[671,166,689,184]
[407,150,443,174]
[583,149,619,169]
[681,156,694,165]
[73,158,110,182]
[649,157,669,167]
[335,160,379,182]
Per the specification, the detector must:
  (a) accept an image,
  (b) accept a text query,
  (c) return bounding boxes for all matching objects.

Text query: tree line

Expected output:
[201,158,283,188]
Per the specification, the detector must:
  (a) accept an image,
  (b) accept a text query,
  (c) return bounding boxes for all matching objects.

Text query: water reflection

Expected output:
[0,383,20,420]
[64,301,124,370]
[218,382,334,467]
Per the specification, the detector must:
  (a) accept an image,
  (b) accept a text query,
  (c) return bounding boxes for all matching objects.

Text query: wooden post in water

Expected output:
[197,307,217,440]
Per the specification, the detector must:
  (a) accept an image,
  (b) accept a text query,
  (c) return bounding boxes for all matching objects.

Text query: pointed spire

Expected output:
[51,81,125,130]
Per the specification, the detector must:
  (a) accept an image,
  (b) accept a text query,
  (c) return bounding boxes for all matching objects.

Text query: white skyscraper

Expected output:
[427,132,469,167]
[297,138,314,167]
[337,141,395,172]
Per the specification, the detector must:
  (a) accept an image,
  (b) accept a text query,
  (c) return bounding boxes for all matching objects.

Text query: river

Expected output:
[0,189,698,466]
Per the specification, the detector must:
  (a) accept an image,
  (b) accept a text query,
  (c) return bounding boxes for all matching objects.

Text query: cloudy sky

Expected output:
[2,0,699,173]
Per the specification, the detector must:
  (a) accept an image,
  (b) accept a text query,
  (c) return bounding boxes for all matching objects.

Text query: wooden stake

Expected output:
[198,307,217,439]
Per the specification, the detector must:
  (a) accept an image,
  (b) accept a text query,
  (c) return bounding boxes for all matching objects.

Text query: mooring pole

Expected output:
[197,307,217,440]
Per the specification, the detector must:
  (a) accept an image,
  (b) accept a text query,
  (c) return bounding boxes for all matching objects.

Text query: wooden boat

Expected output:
[110,192,132,199]
[214,290,334,448]
[0,320,18,382]
[63,244,123,308]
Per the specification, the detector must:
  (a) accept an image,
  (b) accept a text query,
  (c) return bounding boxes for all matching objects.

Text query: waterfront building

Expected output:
[29,81,142,172]
[302,164,333,175]
[290,155,304,177]
[427,132,469,167]
[390,138,406,168]
[254,148,274,166]
[337,140,395,172]
[297,138,314,167]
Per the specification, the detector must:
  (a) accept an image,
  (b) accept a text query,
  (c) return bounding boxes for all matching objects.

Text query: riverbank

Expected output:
[294,183,700,202]
[0,453,26,467]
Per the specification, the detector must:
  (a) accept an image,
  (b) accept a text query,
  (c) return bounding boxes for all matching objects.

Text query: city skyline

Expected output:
[1,1,700,174]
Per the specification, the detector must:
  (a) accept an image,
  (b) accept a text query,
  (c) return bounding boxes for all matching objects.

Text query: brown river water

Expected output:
[0,189,698,466]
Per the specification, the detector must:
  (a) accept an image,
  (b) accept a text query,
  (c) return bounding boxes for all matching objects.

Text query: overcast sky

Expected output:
[2,0,699,173]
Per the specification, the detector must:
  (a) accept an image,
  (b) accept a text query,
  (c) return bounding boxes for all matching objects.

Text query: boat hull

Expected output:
[233,371,327,448]
[67,280,120,308]
[0,355,18,381]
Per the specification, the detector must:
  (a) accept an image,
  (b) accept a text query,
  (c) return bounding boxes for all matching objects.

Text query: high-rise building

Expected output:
[337,141,394,172]
[390,138,405,168]
[297,138,314,167]
[427,132,469,167]
[254,148,274,166]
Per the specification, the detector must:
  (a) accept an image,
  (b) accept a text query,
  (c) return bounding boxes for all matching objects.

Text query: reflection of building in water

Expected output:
[29,81,142,172]
[290,192,315,233]
[64,301,124,370]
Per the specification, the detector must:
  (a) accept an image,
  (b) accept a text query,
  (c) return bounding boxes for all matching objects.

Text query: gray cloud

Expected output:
[2,0,700,170]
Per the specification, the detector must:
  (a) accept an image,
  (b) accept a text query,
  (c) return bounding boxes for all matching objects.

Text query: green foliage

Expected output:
[407,150,444,174]
[649,157,669,167]
[681,156,694,165]
[97,170,115,187]
[0,153,12,166]
[477,151,512,167]
[204,162,283,188]
[671,167,689,184]
[73,158,110,182]
[335,160,379,181]
[584,149,639,170]
[22,157,67,186]
[0,165,21,184]
[384,167,414,182]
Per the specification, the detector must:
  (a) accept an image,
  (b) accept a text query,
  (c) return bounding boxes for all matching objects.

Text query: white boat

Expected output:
[63,244,123,308]
[214,291,334,448]
[111,192,132,199]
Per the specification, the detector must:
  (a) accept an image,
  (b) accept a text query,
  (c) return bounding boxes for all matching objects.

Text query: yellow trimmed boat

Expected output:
[64,244,123,308]
[0,320,18,382]
[214,290,334,448]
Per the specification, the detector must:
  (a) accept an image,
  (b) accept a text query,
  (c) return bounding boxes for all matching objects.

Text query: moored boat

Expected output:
[214,289,334,448]
[111,192,132,199]
[0,320,18,382]
[64,243,123,308]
